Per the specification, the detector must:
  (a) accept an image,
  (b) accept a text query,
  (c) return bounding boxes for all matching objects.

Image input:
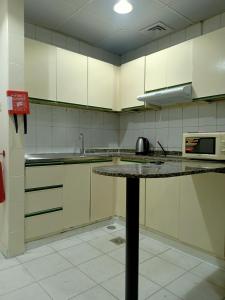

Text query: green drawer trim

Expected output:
[25,159,113,167]
[25,162,64,167]
[25,207,63,218]
[121,159,144,163]
[25,184,63,193]
[63,159,113,165]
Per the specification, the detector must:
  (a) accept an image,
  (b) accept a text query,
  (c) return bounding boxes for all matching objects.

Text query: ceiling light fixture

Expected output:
[113,0,133,14]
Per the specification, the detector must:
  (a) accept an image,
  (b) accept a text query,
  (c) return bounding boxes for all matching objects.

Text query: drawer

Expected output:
[25,165,64,189]
[25,187,63,215]
[25,210,63,241]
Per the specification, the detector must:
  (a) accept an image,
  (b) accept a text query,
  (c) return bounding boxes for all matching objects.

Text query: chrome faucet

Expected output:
[79,133,85,156]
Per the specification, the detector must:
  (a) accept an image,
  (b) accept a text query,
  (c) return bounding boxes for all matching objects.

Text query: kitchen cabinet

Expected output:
[25,211,63,241]
[90,162,115,222]
[120,57,145,109]
[63,164,90,229]
[25,165,64,241]
[57,48,88,105]
[166,40,192,87]
[25,165,64,189]
[179,173,225,258]
[88,57,116,110]
[25,38,57,101]
[115,162,146,225]
[145,177,180,239]
[145,40,192,92]
[193,27,225,99]
[145,49,167,92]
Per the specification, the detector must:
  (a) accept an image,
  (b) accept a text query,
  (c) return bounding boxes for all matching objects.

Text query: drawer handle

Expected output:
[25,207,63,218]
[25,184,63,193]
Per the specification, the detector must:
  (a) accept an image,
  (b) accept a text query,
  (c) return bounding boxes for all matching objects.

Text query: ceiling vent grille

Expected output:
[141,22,172,33]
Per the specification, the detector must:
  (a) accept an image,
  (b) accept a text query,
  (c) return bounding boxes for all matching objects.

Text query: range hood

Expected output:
[137,83,192,107]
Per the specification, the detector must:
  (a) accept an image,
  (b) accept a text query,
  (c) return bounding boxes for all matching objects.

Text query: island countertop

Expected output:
[93,160,225,178]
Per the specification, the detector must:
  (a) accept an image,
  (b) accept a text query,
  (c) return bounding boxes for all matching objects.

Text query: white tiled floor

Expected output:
[0,223,224,300]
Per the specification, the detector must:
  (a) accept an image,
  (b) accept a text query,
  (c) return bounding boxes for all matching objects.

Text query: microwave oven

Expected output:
[182,132,225,160]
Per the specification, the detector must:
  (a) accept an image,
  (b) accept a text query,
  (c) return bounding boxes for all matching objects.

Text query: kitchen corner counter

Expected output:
[93,160,225,178]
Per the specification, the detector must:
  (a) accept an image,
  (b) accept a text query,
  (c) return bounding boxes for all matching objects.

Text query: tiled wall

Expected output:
[25,104,120,154]
[24,23,121,66]
[26,100,225,154]
[122,12,225,63]
[120,101,225,151]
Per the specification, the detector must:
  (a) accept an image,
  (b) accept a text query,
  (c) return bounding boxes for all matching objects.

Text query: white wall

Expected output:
[121,12,225,63]
[25,23,121,66]
[0,0,25,257]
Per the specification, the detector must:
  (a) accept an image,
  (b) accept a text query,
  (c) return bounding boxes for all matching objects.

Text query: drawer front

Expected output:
[25,210,63,241]
[25,187,63,215]
[25,165,64,189]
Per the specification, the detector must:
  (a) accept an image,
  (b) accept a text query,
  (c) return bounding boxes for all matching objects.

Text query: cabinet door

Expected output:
[166,40,192,87]
[57,48,88,105]
[88,58,116,109]
[179,174,225,258]
[120,57,145,109]
[25,38,57,101]
[145,50,167,92]
[145,177,180,239]
[63,164,90,229]
[193,27,225,99]
[91,162,115,221]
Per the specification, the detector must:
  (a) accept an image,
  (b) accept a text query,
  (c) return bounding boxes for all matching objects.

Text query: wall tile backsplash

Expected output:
[25,101,225,154]
[25,104,120,154]
[119,101,225,151]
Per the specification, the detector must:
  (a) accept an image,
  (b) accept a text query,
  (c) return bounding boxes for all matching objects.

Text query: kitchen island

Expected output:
[93,161,225,300]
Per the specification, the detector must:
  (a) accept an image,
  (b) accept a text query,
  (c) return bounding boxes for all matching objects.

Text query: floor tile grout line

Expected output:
[153,250,203,272]
[22,257,75,282]
[0,260,21,272]
[16,247,57,264]
[0,281,38,298]
[56,246,103,269]
[36,281,54,300]
[77,257,125,286]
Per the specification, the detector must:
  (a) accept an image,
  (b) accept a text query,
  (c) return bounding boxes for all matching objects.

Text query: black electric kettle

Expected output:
[136,137,150,155]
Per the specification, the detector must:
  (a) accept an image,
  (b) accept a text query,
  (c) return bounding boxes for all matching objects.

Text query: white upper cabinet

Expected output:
[57,48,88,105]
[25,38,57,101]
[193,27,225,99]
[120,57,145,109]
[166,40,192,87]
[145,49,167,92]
[145,40,192,92]
[88,58,116,110]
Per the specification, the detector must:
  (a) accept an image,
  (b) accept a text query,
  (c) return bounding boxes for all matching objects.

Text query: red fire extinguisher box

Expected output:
[7,90,30,115]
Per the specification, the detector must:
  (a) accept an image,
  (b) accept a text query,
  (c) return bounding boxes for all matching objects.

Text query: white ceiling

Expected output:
[25,0,225,55]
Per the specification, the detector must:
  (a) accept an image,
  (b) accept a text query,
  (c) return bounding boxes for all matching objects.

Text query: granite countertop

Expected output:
[93,160,225,178]
[25,150,181,166]
[25,151,176,166]
[25,151,225,179]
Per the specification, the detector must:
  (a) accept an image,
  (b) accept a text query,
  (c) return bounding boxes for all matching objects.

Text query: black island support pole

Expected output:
[126,177,140,300]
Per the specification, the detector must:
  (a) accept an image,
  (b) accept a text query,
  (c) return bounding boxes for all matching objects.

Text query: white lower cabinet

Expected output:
[115,162,146,225]
[25,163,225,259]
[145,177,180,239]
[63,164,91,229]
[25,166,65,241]
[25,211,63,241]
[90,162,115,222]
[179,173,225,258]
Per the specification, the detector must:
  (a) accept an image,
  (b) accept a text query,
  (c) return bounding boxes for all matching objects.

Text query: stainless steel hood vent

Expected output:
[137,84,192,107]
